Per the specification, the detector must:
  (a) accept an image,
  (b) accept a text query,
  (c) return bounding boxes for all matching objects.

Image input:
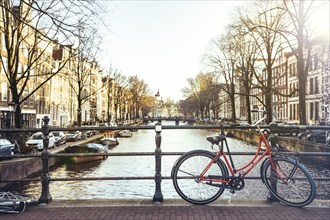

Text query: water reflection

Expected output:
[9,122,330,201]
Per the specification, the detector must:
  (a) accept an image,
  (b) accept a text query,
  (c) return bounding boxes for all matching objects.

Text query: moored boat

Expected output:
[100,132,119,147]
[117,130,133,137]
[65,143,108,164]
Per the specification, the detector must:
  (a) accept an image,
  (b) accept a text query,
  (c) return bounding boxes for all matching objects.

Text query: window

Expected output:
[315,77,319,94]
[23,89,29,107]
[30,96,34,108]
[1,57,7,75]
[309,78,314,94]
[1,33,6,50]
[293,63,296,76]
[314,55,318,70]
[18,63,22,76]
[310,102,314,120]
[1,82,8,101]
[315,102,319,121]
[289,64,292,76]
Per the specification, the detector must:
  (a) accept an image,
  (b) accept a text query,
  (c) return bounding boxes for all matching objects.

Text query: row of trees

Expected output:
[102,66,154,126]
[182,0,328,124]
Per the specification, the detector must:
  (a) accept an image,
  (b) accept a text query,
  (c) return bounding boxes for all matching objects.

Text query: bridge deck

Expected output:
[1,199,329,220]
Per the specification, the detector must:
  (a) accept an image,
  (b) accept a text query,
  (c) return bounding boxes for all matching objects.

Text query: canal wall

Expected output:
[228,129,330,152]
[0,134,103,189]
[228,129,330,165]
[0,156,60,189]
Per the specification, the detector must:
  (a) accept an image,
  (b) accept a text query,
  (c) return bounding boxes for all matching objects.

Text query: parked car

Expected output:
[25,132,56,151]
[306,130,329,144]
[91,130,99,135]
[65,133,77,142]
[75,131,83,140]
[99,123,109,127]
[109,122,118,127]
[270,122,301,136]
[65,131,83,142]
[298,129,322,141]
[84,130,93,138]
[0,139,17,160]
[53,131,66,146]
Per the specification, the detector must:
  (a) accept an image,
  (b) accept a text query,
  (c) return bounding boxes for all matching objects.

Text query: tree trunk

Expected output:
[230,82,236,122]
[14,106,22,128]
[296,5,307,125]
[266,64,273,124]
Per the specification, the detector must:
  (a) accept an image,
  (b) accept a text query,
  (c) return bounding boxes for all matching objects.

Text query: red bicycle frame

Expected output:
[199,133,279,184]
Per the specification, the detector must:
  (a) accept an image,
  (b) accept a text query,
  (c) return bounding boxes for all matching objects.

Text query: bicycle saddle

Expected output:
[206,135,226,145]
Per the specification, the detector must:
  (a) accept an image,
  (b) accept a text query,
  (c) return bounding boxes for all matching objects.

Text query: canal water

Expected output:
[15,122,330,201]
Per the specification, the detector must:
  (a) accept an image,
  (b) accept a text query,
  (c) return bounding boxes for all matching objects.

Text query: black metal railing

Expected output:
[0,116,329,204]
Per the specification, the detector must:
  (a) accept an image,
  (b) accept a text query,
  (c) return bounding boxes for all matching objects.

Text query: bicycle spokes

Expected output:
[270,160,300,184]
[263,157,316,207]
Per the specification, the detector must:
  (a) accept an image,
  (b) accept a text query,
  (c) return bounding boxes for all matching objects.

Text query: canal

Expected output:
[12,122,330,201]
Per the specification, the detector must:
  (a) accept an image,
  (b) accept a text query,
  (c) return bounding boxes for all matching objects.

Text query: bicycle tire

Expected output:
[171,150,228,205]
[261,157,316,207]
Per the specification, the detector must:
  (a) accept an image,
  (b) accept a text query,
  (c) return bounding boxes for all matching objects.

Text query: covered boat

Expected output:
[65,143,108,164]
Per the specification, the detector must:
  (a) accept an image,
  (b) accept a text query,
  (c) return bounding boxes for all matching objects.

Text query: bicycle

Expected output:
[171,115,316,207]
[0,192,36,213]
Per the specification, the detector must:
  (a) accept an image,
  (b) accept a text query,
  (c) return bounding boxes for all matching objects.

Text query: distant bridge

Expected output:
[143,117,196,125]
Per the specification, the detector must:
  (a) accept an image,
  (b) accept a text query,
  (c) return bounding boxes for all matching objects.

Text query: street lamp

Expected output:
[8,101,17,128]
[102,110,105,122]
[155,89,161,117]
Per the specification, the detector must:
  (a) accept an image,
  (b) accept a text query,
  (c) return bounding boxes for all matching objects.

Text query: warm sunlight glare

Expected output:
[310,3,330,35]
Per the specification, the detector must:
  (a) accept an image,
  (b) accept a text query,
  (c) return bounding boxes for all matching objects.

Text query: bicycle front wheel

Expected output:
[171,150,228,205]
[262,157,316,207]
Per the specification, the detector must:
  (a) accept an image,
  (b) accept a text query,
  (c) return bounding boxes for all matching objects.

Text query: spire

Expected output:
[155,89,160,97]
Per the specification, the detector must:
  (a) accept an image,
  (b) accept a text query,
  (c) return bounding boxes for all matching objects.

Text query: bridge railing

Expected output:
[0,116,329,204]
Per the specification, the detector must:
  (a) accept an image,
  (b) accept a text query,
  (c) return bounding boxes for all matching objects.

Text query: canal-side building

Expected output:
[49,43,74,128]
[0,3,105,128]
[271,52,289,122]
[287,34,329,125]
[0,3,37,128]
[251,34,329,125]
[235,33,329,126]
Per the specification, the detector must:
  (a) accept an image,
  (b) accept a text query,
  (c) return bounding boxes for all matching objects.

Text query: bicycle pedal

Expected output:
[230,190,235,194]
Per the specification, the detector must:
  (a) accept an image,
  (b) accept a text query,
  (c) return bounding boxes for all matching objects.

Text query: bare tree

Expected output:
[179,97,198,118]
[102,65,121,124]
[0,0,108,128]
[281,0,324,124]
[112,71,128,123]
[182,72,218,120]
[128,75,149,119]
[204,32,240,122]
[65,23,103,126]
[239,1,287,123]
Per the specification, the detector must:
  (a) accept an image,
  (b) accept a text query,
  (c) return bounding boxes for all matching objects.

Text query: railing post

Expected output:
[153,122,163,203]
[267,166,280,203]
[39,116,52,203]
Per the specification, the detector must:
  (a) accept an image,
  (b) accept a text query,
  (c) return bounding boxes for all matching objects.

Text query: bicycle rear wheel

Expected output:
[171,150,228,205]
[262,157,316,207]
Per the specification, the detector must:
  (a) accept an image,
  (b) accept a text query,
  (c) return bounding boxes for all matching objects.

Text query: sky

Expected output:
[98,1,248,101]
[98,0,329,102]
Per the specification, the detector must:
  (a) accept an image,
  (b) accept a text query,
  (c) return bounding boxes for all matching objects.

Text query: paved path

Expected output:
[1,199,329,220]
